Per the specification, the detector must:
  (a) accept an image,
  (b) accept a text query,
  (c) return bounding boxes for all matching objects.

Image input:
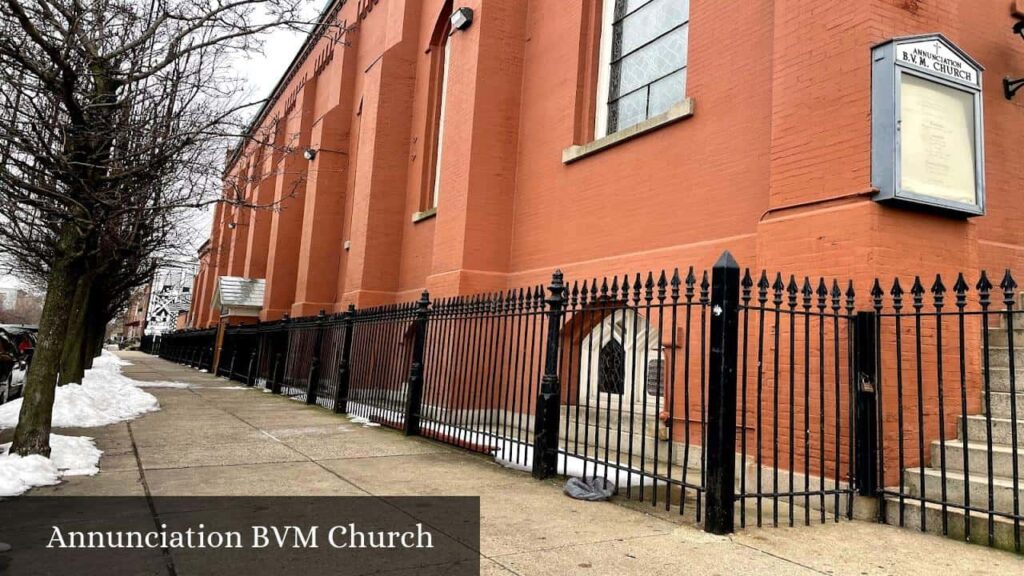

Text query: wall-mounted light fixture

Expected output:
[226,222,248,230]
[1005,17,1024,100]
[449,7,473,35]
[303,147,348,161]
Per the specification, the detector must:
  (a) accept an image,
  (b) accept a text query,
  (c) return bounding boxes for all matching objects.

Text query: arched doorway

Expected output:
[579,308,664,413]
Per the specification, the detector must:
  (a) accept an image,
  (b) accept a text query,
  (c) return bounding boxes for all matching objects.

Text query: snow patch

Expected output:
[0,350,181,429]
[341,401,656,488]
[0,434,102,496]
[492,440,656,488]
[347,415,381,428]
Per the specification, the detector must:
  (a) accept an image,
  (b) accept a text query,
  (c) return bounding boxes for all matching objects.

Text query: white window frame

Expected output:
[431,38,453,210]
[594,0,617,139]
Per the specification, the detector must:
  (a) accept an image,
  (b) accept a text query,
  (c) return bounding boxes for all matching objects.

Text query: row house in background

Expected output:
[122,266,196,342]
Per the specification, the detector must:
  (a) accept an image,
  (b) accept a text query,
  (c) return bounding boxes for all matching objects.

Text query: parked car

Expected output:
[0,325,35,404]
[0,332,20,404]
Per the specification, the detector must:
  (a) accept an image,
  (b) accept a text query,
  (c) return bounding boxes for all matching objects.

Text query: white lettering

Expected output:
[269,526,318,548]
[327,523,433,549]
[328,525,348,548]
[47,526,66,548]
[252,526,269,548]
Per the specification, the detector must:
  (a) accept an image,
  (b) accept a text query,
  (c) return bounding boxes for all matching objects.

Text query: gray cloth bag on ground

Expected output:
[564,477,615,501]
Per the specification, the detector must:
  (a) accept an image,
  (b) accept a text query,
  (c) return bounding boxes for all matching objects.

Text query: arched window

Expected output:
[423,4,454,212]
[598,338,626,395]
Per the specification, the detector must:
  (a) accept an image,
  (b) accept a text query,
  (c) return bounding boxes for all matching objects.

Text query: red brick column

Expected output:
[262,82,315,320]
[425,0,527,297]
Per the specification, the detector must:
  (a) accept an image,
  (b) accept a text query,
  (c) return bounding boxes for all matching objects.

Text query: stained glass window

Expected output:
[602,0,689,134]
[645,357,664,397]
[598,338,626,395]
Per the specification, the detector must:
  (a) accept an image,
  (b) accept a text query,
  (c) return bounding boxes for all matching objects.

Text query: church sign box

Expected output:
[872,34,986,216]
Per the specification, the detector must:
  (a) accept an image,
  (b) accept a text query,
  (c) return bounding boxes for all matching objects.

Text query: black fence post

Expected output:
[854,311,879,496]
[705,251,740,535]
[247,347,258,387]
[334,304,356,414]
[306,310,327,405]
[272,315,290,394]
[227,346,237,380]
[532,270,565,480]
[271,351,284,394]
[404,292,431,436]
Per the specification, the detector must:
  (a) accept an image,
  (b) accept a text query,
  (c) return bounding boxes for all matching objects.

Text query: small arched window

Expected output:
[598,338,626,395]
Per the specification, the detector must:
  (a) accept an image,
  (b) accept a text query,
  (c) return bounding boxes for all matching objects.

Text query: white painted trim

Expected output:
[594,0,616,139]
[431,38,453,210]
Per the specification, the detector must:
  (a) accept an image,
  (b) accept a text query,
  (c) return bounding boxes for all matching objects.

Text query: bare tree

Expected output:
[0,0,346,456]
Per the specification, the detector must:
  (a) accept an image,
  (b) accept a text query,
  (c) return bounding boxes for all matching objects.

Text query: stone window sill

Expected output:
[412,207,437,223]
[561,98,695,164]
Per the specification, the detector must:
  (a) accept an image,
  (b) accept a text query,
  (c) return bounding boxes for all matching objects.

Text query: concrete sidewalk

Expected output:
[13,351,1024,575]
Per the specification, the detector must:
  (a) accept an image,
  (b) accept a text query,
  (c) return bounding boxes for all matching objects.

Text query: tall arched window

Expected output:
[422,7,454,213]
[431,37,451,209]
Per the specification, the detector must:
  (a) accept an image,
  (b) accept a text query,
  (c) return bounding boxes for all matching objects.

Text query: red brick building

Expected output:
[189,0,1024,328]
[182,0,1024,539]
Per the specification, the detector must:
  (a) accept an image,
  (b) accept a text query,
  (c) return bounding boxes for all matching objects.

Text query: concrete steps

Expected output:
[960,414,1024,445]
[981,367,1024,393]
[985,326,1024,347]
[903,467,1024,512]
[563,403,665,436]
[560,433,703,474]
[989,391,1024,419]
[886,320,1024,552]
[933,439,1024,478]
[987,346,1024,368]
[884,498,1020,551]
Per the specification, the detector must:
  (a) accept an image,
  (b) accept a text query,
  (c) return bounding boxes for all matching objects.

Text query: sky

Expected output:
[181,20,312,262]
[0,5,319,291]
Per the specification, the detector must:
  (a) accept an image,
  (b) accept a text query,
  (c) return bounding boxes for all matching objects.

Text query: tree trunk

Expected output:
[82,306,108,369]
[11,229,85,456]
[59,279,92,385]
[83,277,112,370]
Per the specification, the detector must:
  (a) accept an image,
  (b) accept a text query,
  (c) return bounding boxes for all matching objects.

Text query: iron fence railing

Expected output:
[419,288,547,471]
[872,272,1024,552]
[737,273,857,528]
[153,253,1024,547]
[159,327,216,371]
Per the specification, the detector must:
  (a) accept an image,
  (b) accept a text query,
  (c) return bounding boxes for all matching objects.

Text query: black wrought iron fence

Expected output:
[872,271,1024,552]
[346,302,420,431]
[158,327,216,371]
[278,314,321,402]
[153,253,1024,546]
[217,323,260,383]
[251,320,287,392]
[418,288,548,471]
[552,270,709,518]
[140,334,158,354]
[155,255,862,532]
[737,272,857,529]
